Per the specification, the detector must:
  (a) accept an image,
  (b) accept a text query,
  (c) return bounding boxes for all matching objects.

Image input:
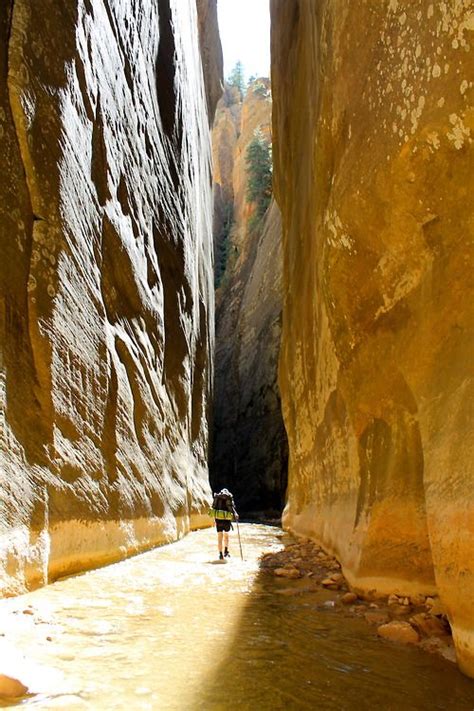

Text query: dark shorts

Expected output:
[215,519,232,532]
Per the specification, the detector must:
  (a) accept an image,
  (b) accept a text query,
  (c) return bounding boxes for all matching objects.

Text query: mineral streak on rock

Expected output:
[271,0,474,675]
[0,0,221,594]
[211,81,288,514]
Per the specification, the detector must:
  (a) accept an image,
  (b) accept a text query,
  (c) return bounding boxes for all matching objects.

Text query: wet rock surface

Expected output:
[271,0,474,676]
[0,0,221,594]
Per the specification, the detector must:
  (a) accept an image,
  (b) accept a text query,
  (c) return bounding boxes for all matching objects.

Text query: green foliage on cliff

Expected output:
[215,201,234,288]
[245,129,272,221]
[252,80,271,99]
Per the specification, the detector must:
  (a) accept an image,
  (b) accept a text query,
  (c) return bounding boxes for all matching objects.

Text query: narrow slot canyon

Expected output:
[0,0,473,708]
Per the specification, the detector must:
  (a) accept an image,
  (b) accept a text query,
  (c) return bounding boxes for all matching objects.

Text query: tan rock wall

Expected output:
[271,0,474,675]
[0,0,221,594]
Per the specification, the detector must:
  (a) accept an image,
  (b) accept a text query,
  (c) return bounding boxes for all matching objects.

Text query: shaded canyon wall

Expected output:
[211,81,288,514]
[0,0,222,594]
[271,0,474,675]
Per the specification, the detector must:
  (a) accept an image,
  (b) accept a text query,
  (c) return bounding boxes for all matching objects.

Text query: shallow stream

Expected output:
[1,524,474,710]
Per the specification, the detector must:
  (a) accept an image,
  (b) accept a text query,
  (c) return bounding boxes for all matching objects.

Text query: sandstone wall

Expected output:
[211,81,288,514]
[0,0,222,595]
[271,0,474,675]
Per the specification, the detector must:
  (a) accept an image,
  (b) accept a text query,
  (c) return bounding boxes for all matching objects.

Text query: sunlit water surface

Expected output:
[1,525,474,710]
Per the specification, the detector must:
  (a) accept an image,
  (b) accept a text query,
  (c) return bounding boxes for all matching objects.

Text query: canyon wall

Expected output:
[211,81,288,514]
[0,0,222,595]
[271,0,474,675]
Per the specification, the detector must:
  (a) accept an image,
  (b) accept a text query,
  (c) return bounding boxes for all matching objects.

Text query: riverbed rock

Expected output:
[271,0,474,677]
[410,613,450,638]
[391,604,412,618]
[0,674,28,699]
[274,567,301,579]
[341,592,358,605]
[0,0,221,595]
[410,594,426,607]
[425,597,447,617]
[378,622,420,645]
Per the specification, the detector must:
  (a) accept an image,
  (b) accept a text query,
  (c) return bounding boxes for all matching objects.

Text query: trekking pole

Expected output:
[236,520,244,561]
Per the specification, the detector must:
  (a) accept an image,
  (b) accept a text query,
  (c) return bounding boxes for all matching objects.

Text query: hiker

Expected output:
[210,488,239,560]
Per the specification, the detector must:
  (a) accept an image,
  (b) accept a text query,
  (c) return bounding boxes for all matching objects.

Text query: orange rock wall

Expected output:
[0,0,221,594]
[271,0,474,675]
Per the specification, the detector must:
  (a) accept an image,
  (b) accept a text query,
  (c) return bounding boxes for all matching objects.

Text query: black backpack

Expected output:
[212,490,234,513]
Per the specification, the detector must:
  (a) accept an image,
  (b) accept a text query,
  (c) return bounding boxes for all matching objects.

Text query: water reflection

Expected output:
[1,525,473,709]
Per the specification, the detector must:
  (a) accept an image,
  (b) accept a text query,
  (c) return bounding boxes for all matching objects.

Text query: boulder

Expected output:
[410,594,426,607]
[274,567,301,579]
[341,592,358,605]
[0,674,28,699]
[377,621,420,645]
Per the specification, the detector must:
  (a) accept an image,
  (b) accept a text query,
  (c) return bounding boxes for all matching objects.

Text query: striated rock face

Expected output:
[0,0,221,594]
[271,0,474,675]
[211,81,288,514]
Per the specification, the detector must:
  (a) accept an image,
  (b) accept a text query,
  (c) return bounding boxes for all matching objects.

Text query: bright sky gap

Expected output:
[217,0,271,82]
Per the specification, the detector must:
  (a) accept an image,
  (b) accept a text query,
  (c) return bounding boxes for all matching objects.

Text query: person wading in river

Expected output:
[209,489,239,560]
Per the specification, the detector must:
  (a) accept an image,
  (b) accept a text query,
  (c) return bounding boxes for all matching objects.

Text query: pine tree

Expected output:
[215,202,234,288]
[245,129,272,221]
[227,60,246,97]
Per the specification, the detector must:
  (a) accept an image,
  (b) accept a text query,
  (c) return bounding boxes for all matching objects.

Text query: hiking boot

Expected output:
[219,552,224,560]
[224,548,230,558]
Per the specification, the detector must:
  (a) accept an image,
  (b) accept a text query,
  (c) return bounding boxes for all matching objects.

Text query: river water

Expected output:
[1,524,474,710]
